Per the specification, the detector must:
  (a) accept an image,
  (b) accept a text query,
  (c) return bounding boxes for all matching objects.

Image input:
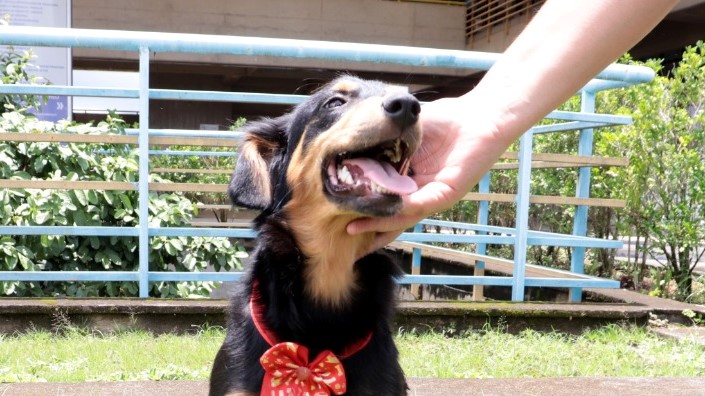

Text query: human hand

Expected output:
[347,92,514,255]
[345,0,678,258]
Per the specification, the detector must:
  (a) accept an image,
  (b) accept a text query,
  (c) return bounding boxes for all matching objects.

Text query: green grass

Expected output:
[396,325,705,378]
[0,326,224,382]
[1,324,704,382]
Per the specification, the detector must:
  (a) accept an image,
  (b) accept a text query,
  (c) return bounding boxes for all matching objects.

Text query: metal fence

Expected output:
[0,26,654,301]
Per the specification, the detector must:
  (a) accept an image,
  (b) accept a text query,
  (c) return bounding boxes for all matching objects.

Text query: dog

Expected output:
[209,75,422,396]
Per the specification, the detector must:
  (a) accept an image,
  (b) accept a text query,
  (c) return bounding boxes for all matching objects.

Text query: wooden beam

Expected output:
[0,180,134,190]
[499,152,628,167]
[0,180,232,194]
[390,241,587,280]
[195,204,233,210]
[194,205,258,219]
[1,135,627,168]
[493,159,628,170]
[528,195,625,208]
[150,137,238,147]
[0,180,624,207]
[152,168,232,174]
[462,193,626,208]
[148,182,228,193]
[0,132,134,144]
[0,132,239,148]
[189,221,252,228]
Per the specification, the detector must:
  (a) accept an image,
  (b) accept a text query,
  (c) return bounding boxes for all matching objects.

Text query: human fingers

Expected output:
[347,179,458,236]
[346,210,419,236]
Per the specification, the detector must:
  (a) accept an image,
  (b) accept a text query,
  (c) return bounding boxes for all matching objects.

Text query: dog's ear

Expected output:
[229,116,289,210]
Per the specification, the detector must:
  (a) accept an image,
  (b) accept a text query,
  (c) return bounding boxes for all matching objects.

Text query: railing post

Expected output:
[138,46,151,298]
[570,90,596,302]
[512,131,534,301]
[411,223,423,299]
[473,172,490,301]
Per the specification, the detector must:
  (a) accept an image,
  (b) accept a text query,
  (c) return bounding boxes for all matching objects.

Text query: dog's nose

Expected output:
[382,93,421,130]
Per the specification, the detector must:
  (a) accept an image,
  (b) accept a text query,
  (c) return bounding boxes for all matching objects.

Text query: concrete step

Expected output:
[0,292,701,335]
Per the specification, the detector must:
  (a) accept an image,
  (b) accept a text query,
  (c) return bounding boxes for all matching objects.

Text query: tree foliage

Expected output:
[436,43,705,301]
[598,46,705,299]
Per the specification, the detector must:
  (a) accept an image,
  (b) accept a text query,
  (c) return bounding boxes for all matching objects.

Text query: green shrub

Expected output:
[0,111,244,298]
[1,46,45,113]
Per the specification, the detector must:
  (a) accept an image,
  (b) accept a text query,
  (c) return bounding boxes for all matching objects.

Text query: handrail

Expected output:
[2,26,654,87]
[0,26,651,301]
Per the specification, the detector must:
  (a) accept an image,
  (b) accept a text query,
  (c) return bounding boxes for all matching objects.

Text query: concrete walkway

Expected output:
[3,377,705,396]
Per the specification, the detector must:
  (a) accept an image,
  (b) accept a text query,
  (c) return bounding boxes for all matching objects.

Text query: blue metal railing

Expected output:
[0,26,654,300]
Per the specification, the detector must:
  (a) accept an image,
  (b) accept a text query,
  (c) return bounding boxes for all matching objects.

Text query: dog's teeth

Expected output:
[383,141,403,163]
[370,181,391,195]
[384,148,395,161]
[337,165,354,185]
[393,139,402,162]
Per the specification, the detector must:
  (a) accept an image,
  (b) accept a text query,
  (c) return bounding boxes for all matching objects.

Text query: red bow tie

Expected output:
[250,280,372,396]
[260,342,346,396]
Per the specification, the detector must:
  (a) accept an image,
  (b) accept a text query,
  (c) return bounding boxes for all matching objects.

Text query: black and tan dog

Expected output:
[209,76,422,396]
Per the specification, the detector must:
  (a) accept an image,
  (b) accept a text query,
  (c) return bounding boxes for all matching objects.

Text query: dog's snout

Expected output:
[382,93,420,130]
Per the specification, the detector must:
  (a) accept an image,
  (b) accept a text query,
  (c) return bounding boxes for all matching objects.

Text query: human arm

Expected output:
[347,0,678,251]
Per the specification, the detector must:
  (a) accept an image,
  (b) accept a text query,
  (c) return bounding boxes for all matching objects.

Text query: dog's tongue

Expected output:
[342,158,417,195]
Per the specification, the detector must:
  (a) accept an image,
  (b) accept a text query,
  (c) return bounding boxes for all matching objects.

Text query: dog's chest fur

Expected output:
[211,217,406,395]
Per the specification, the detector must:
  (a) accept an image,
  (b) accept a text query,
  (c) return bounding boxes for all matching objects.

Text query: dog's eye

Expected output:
[324,97,346,109]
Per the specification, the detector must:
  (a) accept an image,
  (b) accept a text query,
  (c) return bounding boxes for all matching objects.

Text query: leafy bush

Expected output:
[1,46,45,113]
[0,110,244,298]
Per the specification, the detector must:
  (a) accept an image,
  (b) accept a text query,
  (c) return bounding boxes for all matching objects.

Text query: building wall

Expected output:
[69,0,470,128]
[149,73,234,131]
[66,0,705,129]
[71,0,467,71]
[465,17,528,53]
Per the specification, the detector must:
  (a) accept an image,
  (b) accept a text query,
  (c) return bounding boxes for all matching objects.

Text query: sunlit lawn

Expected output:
[1,324,704,382]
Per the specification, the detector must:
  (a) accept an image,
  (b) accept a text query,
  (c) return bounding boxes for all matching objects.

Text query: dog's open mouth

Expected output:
[324,138,417,199]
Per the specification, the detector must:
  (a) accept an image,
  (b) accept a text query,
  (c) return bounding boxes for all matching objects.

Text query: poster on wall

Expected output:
[0,0,71,122]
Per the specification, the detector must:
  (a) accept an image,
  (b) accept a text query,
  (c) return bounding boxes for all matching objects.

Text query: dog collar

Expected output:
[250,280,373,396]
